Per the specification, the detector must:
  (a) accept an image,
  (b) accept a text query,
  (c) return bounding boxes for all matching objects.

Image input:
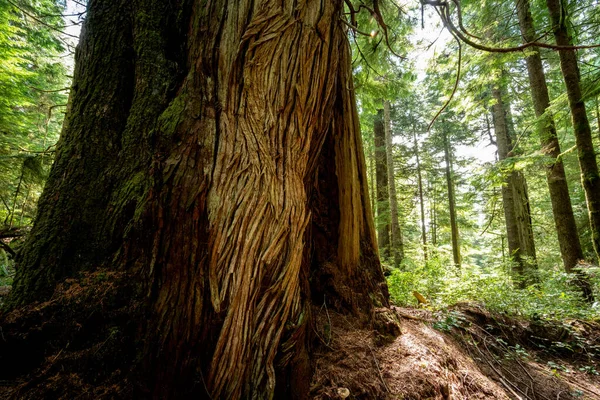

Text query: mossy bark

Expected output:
[9,1,389,398]
[442,128,461,269]
[516,0,592,300]
[515,0,579,264]
[413,131,428,261]
[374,109,391,258]
[383,100,404,267]
[546,0,600,266]
[491,86,537,285]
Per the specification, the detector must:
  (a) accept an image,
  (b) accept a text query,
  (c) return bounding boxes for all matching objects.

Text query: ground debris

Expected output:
[2,278,599,400]
[0,270,138,399]
[310,304,600,400]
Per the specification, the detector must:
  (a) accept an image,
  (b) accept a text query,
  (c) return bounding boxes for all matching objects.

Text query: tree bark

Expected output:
[9,1,390,398]
[516,0,580,265]
[369,145,376,215]
[516,0,592,300]
[430,180,437,247]
[596,97,600,139]
[374,109,391,258]
[413,131,428,262]
[442,128,461,269]
[383,100,404,266]
[546,0,600,264]
[491,86,537,285]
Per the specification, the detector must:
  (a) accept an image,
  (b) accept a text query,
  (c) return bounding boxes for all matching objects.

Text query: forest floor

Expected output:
[312,304,600,400]
[0,272,599,399]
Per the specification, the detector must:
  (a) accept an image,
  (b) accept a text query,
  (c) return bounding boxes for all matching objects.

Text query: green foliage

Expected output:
[0,248,14,285]
[387,259,600,321]
[0,0,70,228]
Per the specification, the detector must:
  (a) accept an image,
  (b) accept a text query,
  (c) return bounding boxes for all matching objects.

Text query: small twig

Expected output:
[51,346,66,363]
[368,345,391,393]
[199,371,214,400]
[340,18,372,37]
[470,333,531,400]
[312,325,335,351]
[27,86,70,93]
[322,296,332,345]
[395,310,430,321]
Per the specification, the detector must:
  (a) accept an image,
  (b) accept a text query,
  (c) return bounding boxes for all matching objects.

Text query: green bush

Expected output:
[387,257,600,320]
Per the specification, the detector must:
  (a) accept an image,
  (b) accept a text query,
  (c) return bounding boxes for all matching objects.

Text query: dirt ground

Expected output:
[1,275,599,399]
[311,304,600,400]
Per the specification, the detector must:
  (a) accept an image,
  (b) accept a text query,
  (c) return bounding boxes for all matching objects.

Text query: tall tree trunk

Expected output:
[430,180,437,247]
[491,86,537,285]
[516,0,592,300]
[374,109,391,258]
[9,1,390,398]
[370,145,376,215]
[413,131,428,262]
[546,0,600,264]
[383,100,404,266]
[442,128,461,269]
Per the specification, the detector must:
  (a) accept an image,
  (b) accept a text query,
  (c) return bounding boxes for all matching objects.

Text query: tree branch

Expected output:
[0,241,16,258]
[422,0,600,52]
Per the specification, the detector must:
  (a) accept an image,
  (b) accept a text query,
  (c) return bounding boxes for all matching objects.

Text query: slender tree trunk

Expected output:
[430,180,437,247]
[442,129,461,269]
[19,185,31,227]
[546,0,600,263]
[491,86,537,285]
[374,109,391,258]
[413,131,428,261]
[516,0,592,300]
[504,93,537,268]
[383,100,404,266]
[9,1,391,398]
[8,165,24,229]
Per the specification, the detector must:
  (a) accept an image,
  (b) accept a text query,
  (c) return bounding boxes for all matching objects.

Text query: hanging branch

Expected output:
[421,0,600,52]
[343,0,407,60]
[6,0,79,39]
[427,30,462,131]
[449,0,482,40]
[352,36,386,78]
[371,0,407,60]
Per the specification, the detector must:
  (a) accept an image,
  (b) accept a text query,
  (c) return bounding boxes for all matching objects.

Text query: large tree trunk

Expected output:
[9,1,390,398]
[374,109,391,258]
[546,0,600,264]
[516,0,592,301]
[491,86,537,285]
[383,100,404,266]
[442,128,461,269]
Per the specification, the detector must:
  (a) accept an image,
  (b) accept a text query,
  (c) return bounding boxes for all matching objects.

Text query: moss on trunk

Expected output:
[8,1,391,398]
